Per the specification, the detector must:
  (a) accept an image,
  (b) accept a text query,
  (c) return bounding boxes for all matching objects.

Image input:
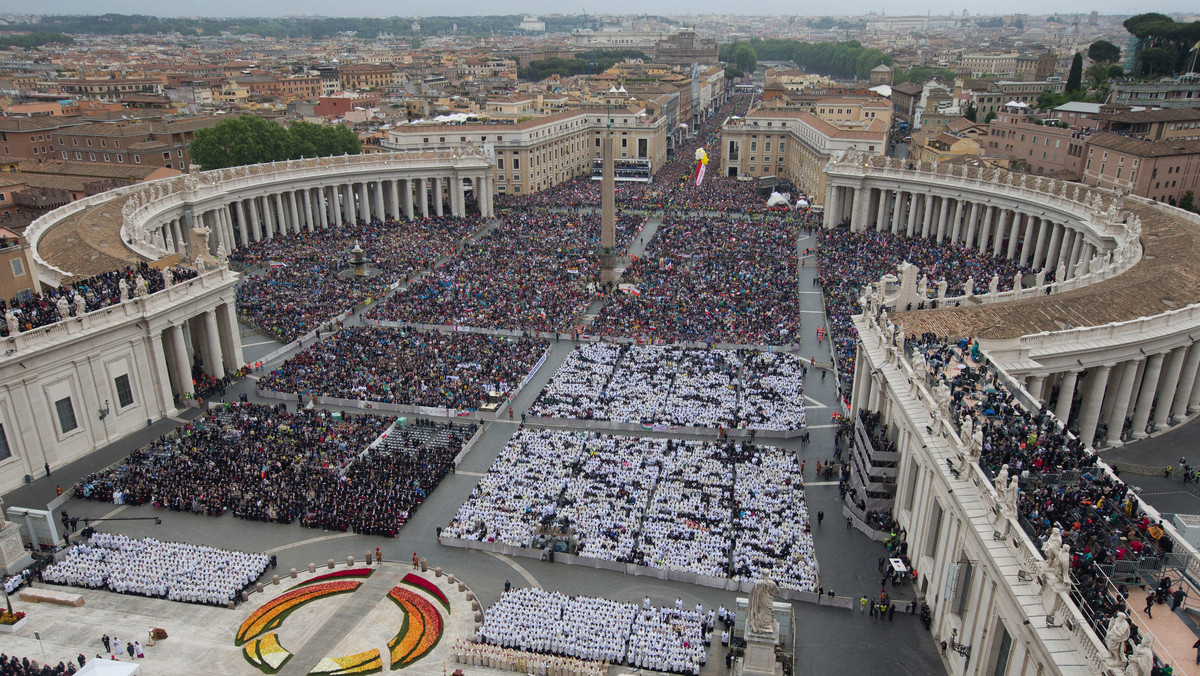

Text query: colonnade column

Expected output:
[891,190,904,234]
[433,177,444,217]
[150,329,175,414]
[417,178,429,218]
[317,188,329,229]
[386,180,398,220]
[282,191,296,234]
[1130,353,1165,439]
[356,182,369,223]
[341,184,354,224]
[234,200,249,245]
[992,210,1009,257]
[1045,224,1064,273]
[168,324,194,401]
[1020,217,1037,267]
[905,193,918,236]
[1153,347,1188,431]
[1006,213,1021,260]
[1033,219,1052,269]
[1076,364,1112,448]
[875,189,889,232]
[851,186,868,230]
[202,310,225,380]
[949,199,964,243]
[1105,360,1141,446]
[216,301,244,374]
[401,179,414,220]
[1054,369,1080,426]
[1173,343,1200,419]
[373,182,386,221]
[302,189,314,232]
[977,207,994,253]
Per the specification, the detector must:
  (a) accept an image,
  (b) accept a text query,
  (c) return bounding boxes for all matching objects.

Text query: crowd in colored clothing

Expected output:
[817,226,1037,394]
[0,654,84,676]
[529,344,806,430]
[1,263,196,338]
[233,216,483,341]
[914,336,1175,640]
[444,428,817,591]
[72,403,472,537]
[259,327,547,411]
[590,213,797,344]
[366,210,642,333]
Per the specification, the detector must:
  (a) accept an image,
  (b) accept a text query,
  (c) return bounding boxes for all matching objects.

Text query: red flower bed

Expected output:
[401,573,450,611]
[289,568,374,589]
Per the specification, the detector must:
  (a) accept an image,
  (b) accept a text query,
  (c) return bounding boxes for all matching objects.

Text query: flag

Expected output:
[693,147,709,187]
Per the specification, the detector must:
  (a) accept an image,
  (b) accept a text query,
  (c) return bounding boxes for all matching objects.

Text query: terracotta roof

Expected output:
[1086,133,1200,157]
[897,199,1200,340]
[37,198,143,279]
[1097,108,1200,124]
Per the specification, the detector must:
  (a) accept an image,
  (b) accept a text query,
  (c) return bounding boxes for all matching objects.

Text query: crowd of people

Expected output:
[365,210,642,333]
[42,533,268,606]
[233,216,483,341]
[912,335,1173,642]
[476,588,710,675]
[590,213,797,344]
[0,654,86,676]
[73,403,472,537]
[817,226,1037,394]
[529,344,806,430]
[443,428,818,591]
[258,327,547,411]
[1,263,197,338]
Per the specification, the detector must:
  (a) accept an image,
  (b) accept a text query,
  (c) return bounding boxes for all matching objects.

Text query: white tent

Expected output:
[76,660,141,676]
[766,191,791,207]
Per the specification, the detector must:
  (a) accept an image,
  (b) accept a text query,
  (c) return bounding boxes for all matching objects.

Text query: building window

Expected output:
[11,259,24,277]
[134,155,141,164]
[114,374,134,408]
[55,396,78,434]
[0,423,9,461]
[74,152,82,160]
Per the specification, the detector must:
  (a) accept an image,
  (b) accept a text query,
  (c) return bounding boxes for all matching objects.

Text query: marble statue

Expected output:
[135,274,149,299]
[959,414,974,446]
[748,580,780,634]
[995,464,1011,494]
[934,381,952,415]
[1044,527,1063,558]
[56,296,70,321]
[988,274,1000,295]
[963,276,974,297]
[74,293,86,317]
[119,278,130,302]
[216,244,228,265]
[5,310,19,336]
[1056,261,1067,283]
[162,267,174,287]
[918,275,929,297]
[1035,269,1046,287]
[1104,612,1130,664]
[1003,475,1020,512]
[1014,272,1023,292]
[1124,634,1153,676]
[936,280,948,302]
[1052,542,1072,584]
[910,350,927,375]
[970,427,984,462]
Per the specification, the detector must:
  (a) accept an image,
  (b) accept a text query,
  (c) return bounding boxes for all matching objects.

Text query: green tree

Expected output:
[964,102,977,122]
[1180,190,1197,214]
[1138,47,1177,76]
[731,43,757,74]
[984,111,997,123]
[1087,40,1121,63]
[1107,64,1125,79]
[189,116,359,170]
[1066,53,1083,93]
[724,67,744,80]
[1085,63,1110,87]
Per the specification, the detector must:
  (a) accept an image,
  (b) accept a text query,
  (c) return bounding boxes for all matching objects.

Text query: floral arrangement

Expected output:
[309,648,381,675]
[0,610,26,625]
[387,586,443,668]
[243,632,293,674]
[150,627,168,640]
[289,568,374,590]
[401,573,450,611]
[236,580,362,645]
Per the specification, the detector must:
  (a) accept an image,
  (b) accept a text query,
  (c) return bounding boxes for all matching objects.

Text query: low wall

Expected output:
[439,536,849,606]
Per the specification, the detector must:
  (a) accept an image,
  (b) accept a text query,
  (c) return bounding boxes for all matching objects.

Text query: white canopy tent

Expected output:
[76,660,141,676]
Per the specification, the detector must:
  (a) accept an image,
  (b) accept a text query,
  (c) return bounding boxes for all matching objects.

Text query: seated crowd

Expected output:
[233,216,482,342]
[365,210,642,333]
[258,327,547,411]
[42,533,267,606]
[912,335,1174,640]
[476,588,710,675]
[73,403,472,537]
[590,213,797,344]
[817,226,1038,395]
[0,654,84,676]
[444,428,818,591]
[1,263,197,338]
[529,344,806,430]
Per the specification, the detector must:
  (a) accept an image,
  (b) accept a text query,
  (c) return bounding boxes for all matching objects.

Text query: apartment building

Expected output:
[1083,133,1200,204]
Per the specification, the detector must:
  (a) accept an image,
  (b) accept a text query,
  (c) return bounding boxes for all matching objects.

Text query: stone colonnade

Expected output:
[154,173,494,257]
[824,183,1096,280]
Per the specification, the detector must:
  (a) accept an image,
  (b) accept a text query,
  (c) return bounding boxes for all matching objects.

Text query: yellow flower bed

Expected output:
[243,632,292,673]
[386,586,443,669]
[309,648,382,675]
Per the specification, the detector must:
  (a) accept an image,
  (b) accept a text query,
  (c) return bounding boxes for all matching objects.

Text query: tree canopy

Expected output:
[720,39,891,81]
[1087,40,1121,63]
[517,50,647,82]
[189,116,360,170]
[1123,13,1200,75]
[1066,53,1083,93]
[0,32,75,48]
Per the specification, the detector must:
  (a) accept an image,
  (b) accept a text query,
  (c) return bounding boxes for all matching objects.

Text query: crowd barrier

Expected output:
[522,415,805,440]
[439,536,847,606]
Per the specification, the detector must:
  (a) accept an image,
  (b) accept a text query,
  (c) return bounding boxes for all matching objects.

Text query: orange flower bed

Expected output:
[236,580,362,645]
[386,586,443,668]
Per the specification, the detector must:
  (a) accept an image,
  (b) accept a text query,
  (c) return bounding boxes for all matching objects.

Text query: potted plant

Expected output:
[0,610,27,632]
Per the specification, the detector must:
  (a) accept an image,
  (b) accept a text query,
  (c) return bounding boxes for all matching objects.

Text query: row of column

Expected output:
[156,301,244,401]
[162,174,495,256]
[1027,342,1200,448]
[825,183,1096,279]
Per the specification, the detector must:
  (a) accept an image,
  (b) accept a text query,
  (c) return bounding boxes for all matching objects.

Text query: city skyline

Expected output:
[1,2,1192,20]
